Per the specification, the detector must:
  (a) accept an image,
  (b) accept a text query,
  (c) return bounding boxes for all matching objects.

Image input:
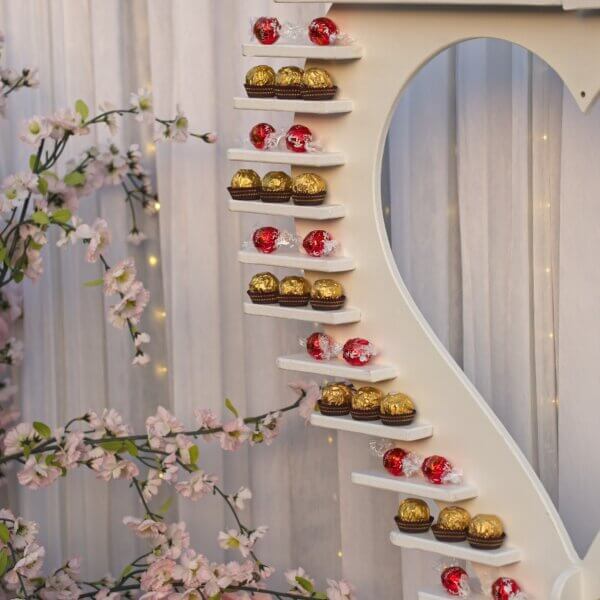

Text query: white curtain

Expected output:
[2,2,600,599]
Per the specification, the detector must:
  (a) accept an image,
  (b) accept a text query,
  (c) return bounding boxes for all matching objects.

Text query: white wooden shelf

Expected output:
[242,43,364,60]
[277,353,398,382]
[275,0,559,4]
[227,148,346,167]
[244,302,361,324]
[419,588,485,600]
[228,199,346,220]
[351,470,478,502]
[311,413,433,441]
[233,97,353,114]
[390,530,521,567]
[238,249,355,273]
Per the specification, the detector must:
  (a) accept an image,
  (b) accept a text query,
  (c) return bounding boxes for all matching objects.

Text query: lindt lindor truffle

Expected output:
[395,498,433,533]
[467,514,506,550]
[421,455,462,485]
[302,67,337,100]
[382,447,421,477]
[379,392,416,426]
[432,506,471,543]
[275,66,304,99]
[318,382,353,416]
[302,332,341,361]
[247,272,279,304]
[310,278,345,311]
[441,566,470,597]
[228,169,262,201]
[350,386,382,421]
[245,65,276,98]
[279,275,311,307]
[261,171,293,203]
[250,122,277,150]
[292,172,327,206]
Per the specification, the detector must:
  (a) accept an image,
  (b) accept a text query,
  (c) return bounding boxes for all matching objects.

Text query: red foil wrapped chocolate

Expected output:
[302,230,337,257]
[308,17,339,46]
[303,332,341,361]
[342,337,376,366]
[253,17,281,45]
[421,455,462,485]
[441,566,470,597]
[285,124,315,153]
[250,122,277,150]
[383,448,421,477]
[251,227,296,254]
[491,578,526,600]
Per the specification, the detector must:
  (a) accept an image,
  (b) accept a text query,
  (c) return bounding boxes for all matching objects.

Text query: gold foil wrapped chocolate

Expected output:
[248,272,279,294]
[245,65,276,87]
[321,383,353,407]
[292,173,327,195]
[276,66,304,87]
[437,506,471,531]
[352,386,383,410]
[302,67,334,89]
[262,171,292,192]
[468,514,504,539]
[231,169,261,189]
[279,276,310,297]
[398,498,430,523]
[380,393,415,416]
[311,279,344,301]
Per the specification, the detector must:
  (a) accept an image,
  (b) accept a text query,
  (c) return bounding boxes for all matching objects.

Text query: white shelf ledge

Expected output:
[228,199,346,220]
[242,43,364,60]
[228,148,346,167]
[244,302,361,324]
[419,588,485,600]
[352,470,478,502]
[390,530,521,567]
[311,413,433,441]
[277,353,398,382]
[233,97,353,114]
[275,0,559,4]
[238,249,355,273]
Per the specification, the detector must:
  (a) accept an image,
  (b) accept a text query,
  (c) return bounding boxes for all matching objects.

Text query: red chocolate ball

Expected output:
[250,122,276,150]
[308,17,339,46]
[441,566,469,597]
[305,332,337,361]
[342,337,374,366]
[383,448,408,477]
[253,17,281,45]
[492,578,522,600]
[302,230,335,257]
[252,227,280,254]
[285,124,313,153]
[421,455,453,485]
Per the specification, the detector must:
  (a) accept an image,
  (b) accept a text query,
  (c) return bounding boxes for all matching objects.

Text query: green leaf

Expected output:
[0,245,6,264]
[123,440,138,457]
[313,593,328,599]
[51,208,71,223]
[63,171,86,187]
[13,271,24,283]
[0,548,8,577]
[189,444,199,465]
[0,523,10,544]
[158,496,173,516]
[38,176,48,196]
[98,440,125,453]
[31,211,50,226]
[75,99,89,121]
[29,154,37,171]
[224,398,238,418]
[33,421,52,438]
[84,278,104,288]
[296,576,314,593]
[119,564,133,580]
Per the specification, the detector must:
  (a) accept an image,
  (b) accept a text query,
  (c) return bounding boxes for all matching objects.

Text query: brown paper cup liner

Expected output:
[431,525,468,543]
[275,85,305,99]
[395,515,434,534]
[260,190,292,203]
[380,410,417,427]
[467,532,506,550]
[279,294,310,307]
[292,191,327,206]
[350,407,381,421]
[302,86,338,101]
[228,187,262,201]
[317,400,351,416]
[247,290,279,305]
[244,84,275,98]
[310,296,346,311]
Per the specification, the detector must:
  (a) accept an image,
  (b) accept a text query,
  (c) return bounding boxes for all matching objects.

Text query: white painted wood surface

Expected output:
[242,42,364,60]
[233,97,354,114]
[238,248,355,272]
[228,199,346,220]
[227,148,346,167]
[418,588,485,600]
[243,302,361,324]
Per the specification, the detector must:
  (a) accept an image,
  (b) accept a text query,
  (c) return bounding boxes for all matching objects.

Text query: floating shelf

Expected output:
[418,588,485,600]
[233,97,353,114]
[227,148,346,167]
[228,199,346,220]
[275,0,559,4]
[277,353,398,382]
[244,302,361,324]
[238,249,355,273]
[242,43,364,60]
[389,530,521,567]
[352,470,478,502]
[311,413,433,441]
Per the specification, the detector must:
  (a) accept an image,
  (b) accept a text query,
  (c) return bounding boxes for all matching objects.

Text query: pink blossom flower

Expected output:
[133,351,151,366]
[55,432,84,469]
[3,422,38,455]
[77,218,111,263]
[217,530,253,558]
[12,542,45,578]
[172,549,210,589]
[131,88,153,123]
[194,408,221,440]
[175,470,217,501]
[107,280,150,328]
[289,380,320,420]
[217,418,250,452]
[89,452,139,482]
[39,570,80,599]
[127,228,147,245]
[104,258,137,295]
[123,516,167,539]
[20,116,52,145]
[146,406,183,451]
[48,108,88,139]
[251,412,281,446]
[229,486,252,510]
[140,558,176,593]
[142,469,163,502]
[86,408,131,438]
[99,101,119,136]
[156,522,190,561]
[326,579,357,600]
[96,590,122,600]
[285,567,314,597]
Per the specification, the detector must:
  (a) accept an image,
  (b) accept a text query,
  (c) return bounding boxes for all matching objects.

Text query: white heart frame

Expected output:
[232,5,600,598]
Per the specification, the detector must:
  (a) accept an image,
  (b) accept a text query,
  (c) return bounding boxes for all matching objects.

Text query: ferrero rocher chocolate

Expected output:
[292,173,327,195]
[231,169,261,189]
[279,276,310,297]
[398,498,430,523]
[311,279,344,301]
[262,171,292,192]
[352,386,383,411]
[380,393,415,416]
[276,66,304,87]
[245,65,276,87]
[249,272,279,294]
[468,514,504,539]
[437,507,471,531]
[302,67,334,89]
[321,383,353,407]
